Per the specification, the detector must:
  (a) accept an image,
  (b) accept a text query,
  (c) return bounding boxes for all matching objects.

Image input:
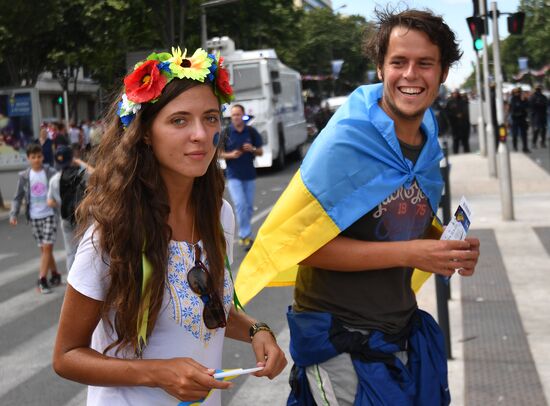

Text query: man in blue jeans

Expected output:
[221,104,263,250]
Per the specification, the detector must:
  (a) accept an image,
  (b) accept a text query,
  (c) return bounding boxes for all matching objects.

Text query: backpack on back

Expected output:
[60,167,86,226]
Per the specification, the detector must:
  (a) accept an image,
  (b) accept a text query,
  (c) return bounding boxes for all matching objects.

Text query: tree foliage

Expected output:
[0,0,372,102]
[284,8,372,96]
[501,0,549,80]
[0,0,61,86]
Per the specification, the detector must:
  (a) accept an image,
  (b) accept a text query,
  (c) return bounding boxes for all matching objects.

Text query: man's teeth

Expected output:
[400,88,422,95]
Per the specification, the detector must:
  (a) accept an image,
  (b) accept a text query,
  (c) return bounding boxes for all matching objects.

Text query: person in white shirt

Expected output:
[52,47,287,406]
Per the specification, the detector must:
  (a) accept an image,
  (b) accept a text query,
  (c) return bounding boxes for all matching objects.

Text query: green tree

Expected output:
[283,8,372,98]
[0,0,61,86]
[0,0,372,109]
[501,0,549,85]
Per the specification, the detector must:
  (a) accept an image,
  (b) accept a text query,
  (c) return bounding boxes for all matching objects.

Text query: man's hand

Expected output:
[226,149,243,159]
[241,143,256,153]
[409,238,480,277]
[9,217,17,226]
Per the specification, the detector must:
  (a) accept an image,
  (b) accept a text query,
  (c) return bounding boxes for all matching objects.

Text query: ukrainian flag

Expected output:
[235,84,444,305]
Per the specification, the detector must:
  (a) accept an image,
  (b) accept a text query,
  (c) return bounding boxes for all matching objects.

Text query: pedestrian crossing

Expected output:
[0,250,84,406]
[0,250,64,286]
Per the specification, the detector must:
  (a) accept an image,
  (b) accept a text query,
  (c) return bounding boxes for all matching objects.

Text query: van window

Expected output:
[231,63,263,100]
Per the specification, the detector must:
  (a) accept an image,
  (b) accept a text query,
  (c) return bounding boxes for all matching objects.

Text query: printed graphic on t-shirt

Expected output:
[30,177,47,203]
[371,181,432,241]
[29,169,54,219]
[166,241,233,345]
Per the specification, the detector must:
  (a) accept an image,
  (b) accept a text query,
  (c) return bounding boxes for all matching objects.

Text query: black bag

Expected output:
[60,167,86,226]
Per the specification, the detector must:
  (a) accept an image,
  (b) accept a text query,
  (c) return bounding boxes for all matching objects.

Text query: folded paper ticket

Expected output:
[442,196,472,281]
[441,196,472,241]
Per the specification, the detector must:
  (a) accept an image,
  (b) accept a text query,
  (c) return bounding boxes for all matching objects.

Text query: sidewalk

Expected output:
[419,151,550,405]
[229,151,550,405]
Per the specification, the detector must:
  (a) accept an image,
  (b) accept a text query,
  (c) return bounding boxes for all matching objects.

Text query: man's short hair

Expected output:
[363,8,462,73]
[231,104,245,114]
[26,143,42,157]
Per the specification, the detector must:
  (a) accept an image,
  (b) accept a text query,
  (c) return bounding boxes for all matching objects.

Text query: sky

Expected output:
[331,0,521,89]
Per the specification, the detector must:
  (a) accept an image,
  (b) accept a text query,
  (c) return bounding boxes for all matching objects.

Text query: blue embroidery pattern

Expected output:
[166,240,233,345]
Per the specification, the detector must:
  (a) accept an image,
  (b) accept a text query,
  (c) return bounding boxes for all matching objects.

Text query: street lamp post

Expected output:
[474,54,487,157]
[480,0,497,178]
[491,1,514,220]
[200,0,240,50]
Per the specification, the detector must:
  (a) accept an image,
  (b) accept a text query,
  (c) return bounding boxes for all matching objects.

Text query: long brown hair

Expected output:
[77,79,227,355]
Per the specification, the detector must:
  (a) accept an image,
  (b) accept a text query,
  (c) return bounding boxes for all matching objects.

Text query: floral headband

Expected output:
[117,47,234,127]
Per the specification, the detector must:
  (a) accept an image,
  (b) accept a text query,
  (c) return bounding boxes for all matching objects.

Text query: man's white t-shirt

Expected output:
[68,200,235,406]
[68,127,81,144]
[29,169,54,219]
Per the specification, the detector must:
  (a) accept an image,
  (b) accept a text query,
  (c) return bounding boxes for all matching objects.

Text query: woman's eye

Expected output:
[206,116,219,124]
[172,118,186,125]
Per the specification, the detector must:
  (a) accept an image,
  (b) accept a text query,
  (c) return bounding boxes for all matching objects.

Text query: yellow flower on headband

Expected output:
[169,47,212,82]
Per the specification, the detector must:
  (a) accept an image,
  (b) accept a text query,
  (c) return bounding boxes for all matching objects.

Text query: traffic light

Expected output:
[507,12,525,35]
[466,16,485,51]
[57,95,63,105]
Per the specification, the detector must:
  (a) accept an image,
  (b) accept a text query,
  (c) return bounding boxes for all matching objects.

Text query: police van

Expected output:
[208,37,308,169]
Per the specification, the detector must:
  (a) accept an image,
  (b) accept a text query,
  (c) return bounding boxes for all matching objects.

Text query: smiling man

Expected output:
[236,7,481,406]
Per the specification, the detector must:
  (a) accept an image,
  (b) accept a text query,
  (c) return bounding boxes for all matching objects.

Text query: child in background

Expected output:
[10,143,61,294]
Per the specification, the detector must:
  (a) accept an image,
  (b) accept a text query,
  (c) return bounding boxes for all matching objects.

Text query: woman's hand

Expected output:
[151,357,233,401]
[250,331,288,379]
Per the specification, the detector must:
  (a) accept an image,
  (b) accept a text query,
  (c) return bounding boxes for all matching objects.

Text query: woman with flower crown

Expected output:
[52,47,287,405]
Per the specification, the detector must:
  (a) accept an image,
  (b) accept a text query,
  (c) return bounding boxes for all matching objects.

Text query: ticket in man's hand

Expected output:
[442,196,472,282]
[441,196,472,242]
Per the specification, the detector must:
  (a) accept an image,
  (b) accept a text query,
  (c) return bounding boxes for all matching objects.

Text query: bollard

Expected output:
[497,140,515,220]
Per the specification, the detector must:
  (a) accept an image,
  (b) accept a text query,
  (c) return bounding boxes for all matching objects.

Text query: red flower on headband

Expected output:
[124,60,167,103]
[216,59,232,97]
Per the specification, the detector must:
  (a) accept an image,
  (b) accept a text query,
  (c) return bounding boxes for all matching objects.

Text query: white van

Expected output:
[208,37,308,169]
